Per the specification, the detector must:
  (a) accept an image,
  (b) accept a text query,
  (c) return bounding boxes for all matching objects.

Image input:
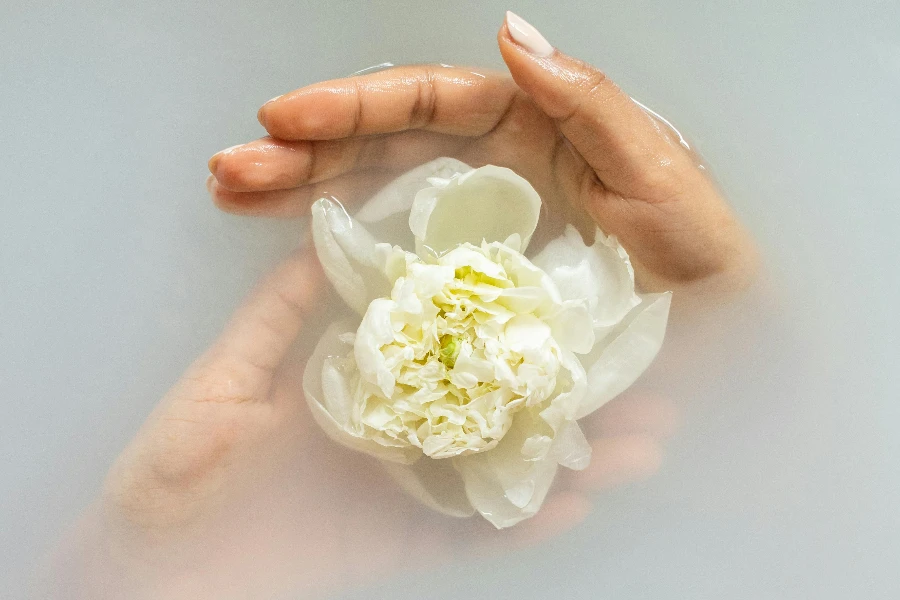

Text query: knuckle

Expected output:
[408,67,438,129]
[579,68,619,104]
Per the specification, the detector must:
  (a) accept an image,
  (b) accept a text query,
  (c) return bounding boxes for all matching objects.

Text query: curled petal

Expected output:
[532,225,641,333]
[575,292,672,420]
[538,348,587,432]
[547,301,595,354]
[353,298,398,397]
[409,165,542,256]
[355,158,473,223]
[455,413,559,529]
[303,322,420,465]
[380,458,475,518]
[552,421,592,470]
[311,198,409,314]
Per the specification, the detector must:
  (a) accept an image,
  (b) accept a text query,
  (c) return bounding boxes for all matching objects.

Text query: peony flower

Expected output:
[303,158,671,528]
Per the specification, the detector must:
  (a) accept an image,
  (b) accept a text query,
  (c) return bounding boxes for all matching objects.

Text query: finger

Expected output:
[208,131,466,193]
[499,12,757,291]
[207,169,400,218]
[567,435,663,492]
[256,65,518,141]
[199,246,324,386]
[498,12,695,197]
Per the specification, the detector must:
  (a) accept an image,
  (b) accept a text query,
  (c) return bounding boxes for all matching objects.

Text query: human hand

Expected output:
[48,244,674,599]
[208,11,757,300]
[49,12,755,599]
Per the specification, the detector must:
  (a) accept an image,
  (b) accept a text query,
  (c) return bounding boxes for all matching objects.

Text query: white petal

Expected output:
[538,348,587,432]
[547,301,595,354]
[521,434,553,461]
[355,158,473,225]
[454,413,558,528]
[409,165,542,255]
[303,323,419,465]
[575,292,672,419]
[503,314,551,353]
[311,198,398,314]
[380,458,475,518]
[552,421,592,470]
[532,225,641,331]
[354,298,399,397]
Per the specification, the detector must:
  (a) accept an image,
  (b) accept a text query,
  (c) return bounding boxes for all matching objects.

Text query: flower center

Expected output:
[438,334,462,368]
[353,243,569,459]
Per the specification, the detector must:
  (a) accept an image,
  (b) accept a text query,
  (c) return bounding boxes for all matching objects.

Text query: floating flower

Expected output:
[304,158,671,528]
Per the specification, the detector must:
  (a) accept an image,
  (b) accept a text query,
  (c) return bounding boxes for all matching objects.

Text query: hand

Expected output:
[208,12,756,299]
[50,13,753,599]
[50,245,673,599]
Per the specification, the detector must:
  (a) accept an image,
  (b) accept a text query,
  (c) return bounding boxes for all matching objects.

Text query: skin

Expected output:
[48,20,755,600]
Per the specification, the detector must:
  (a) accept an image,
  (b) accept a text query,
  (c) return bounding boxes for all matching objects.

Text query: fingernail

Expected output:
[257,95,280,128]
[505,11,554,58]
[208,144,241,175]
[205,174,216,194]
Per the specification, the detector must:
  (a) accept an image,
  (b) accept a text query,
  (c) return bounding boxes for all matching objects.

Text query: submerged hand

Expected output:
[52,245,672,599]
[50,12,752,599]
[208,12,756,298]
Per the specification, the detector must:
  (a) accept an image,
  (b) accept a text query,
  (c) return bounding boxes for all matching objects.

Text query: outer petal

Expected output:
[454,411,559,529]
[532,225,641,332]
[552,421,592,470]
[353,298,399,397]
[311,197,409,315]
[409,165,542,256]
[575,292,672,419]
[356,157,473,223]
[380,458,475,518]
[303,322,420,465]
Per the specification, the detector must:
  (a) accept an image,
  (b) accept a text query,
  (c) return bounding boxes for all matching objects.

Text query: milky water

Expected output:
[2,1,899,598]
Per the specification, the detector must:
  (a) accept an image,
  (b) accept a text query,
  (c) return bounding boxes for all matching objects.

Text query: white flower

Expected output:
[304,158,672,528]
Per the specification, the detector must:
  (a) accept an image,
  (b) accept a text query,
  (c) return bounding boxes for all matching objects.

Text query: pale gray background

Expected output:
[2,0,899,598]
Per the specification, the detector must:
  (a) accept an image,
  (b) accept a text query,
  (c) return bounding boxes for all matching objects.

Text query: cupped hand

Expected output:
[51,13,753,600]
[51,245,673,600]
[208,12,756,297]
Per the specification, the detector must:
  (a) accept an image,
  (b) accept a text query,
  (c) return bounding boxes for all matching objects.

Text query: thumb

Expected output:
[498,11,694,199]
[498,12,756,291]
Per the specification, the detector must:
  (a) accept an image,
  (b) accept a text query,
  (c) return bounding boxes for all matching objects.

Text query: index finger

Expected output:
[257,65,519,141]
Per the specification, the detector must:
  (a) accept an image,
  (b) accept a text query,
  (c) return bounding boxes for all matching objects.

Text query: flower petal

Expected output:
[454,412,559,528]
[575,292,672,419]
[532,225,641,332]
[355,158,473,223]
[311,197,406,314]
[546,301,595,354]
[353,298,398,397]
[303,322,420,464]
[380,458,475,518]
[552,421,592,470]
[409,165,542,256]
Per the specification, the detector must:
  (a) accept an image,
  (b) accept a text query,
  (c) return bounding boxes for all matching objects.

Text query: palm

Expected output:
[96,270,670,599]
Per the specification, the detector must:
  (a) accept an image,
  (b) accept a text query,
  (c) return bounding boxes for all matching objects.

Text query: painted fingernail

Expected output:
[505,11,554,58]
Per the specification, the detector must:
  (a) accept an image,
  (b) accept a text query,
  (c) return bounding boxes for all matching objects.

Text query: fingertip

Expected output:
[257,94,282,129]
[499,11,555,59]
[208,154,220,176]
